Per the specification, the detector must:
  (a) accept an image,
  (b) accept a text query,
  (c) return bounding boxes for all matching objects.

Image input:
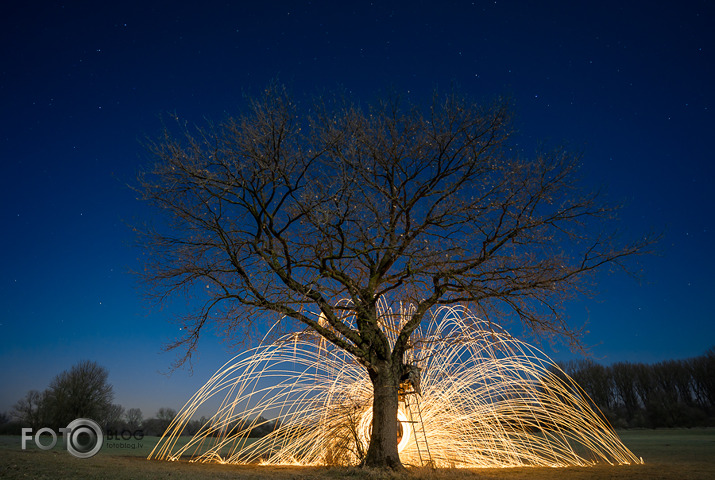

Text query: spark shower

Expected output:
[149,303,642,468]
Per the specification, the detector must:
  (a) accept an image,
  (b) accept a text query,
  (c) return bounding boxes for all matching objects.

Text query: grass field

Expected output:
[1,429,713,479]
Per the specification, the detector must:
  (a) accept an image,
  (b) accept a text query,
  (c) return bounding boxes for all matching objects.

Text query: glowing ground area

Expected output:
[149,305,642,468]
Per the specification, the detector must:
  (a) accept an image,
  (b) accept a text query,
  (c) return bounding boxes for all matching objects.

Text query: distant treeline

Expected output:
[559,347,715,428]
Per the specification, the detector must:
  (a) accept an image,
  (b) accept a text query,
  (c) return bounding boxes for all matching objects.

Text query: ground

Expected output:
[1,429,713,479]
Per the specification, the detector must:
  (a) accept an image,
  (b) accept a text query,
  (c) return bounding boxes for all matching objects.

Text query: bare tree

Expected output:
[12,390,47,429]
[562,359,615,415]
[103,403,125,431]
[126,407,144,430]
[611,362,641,422]
[136,84,652,468]
[690,348,715,408]
[155,407,177,432]
[156,407,177,422]
[44,360,114,429]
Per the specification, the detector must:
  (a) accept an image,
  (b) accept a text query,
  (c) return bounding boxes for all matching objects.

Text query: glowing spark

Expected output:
[149,303,642,468]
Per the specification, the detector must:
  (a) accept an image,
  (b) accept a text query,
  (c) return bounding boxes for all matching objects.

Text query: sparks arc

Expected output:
[149,302,642,468]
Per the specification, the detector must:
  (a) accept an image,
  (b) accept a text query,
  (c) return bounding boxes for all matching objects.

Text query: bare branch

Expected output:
[135,84,655,370]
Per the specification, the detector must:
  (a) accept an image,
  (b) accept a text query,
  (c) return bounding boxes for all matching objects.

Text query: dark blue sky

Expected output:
[1,1,713,417]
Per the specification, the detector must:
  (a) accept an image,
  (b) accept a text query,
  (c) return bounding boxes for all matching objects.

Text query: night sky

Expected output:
[1,1,713,417]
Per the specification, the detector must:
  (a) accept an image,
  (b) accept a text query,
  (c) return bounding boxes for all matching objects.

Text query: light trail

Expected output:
[149,303,642,468]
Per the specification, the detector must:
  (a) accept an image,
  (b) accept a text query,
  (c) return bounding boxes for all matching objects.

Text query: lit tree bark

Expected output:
[136,83,653,469]
[364,361,401,468]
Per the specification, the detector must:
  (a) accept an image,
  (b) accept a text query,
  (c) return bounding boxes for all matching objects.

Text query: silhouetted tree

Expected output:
[184,415,208,436]
[690,349,715,410]
[0,410,21,435]
[155,407,177,433]
[611,362,639,424]
[141,408,177,436]
[632,362,654,419]
[156,407,176,422]
[137,84,653,468]
[563,359,614,416]
[104,403,125,431]
[12,390,48,429]
[126,407,143,430]
[43,360,114,429]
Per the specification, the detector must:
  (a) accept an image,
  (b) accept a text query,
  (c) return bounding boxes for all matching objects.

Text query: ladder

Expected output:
[399,385,434,468]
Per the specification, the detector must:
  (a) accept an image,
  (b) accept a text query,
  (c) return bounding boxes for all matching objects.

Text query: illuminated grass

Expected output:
[149,304,642,468]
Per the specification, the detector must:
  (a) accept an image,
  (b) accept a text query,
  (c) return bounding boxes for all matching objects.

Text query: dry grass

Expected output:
[1,429,713,479]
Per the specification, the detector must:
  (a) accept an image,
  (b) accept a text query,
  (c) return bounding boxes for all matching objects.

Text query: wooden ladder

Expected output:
[400,387,434,468]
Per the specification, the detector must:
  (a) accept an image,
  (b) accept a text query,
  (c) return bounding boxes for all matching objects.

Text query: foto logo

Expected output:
[21,418,104,458]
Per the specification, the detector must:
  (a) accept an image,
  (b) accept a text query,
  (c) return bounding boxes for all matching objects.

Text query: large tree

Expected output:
[137,84,651,469]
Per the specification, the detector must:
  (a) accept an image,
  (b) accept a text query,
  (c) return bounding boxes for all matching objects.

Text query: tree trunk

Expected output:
[362,363,403,469]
